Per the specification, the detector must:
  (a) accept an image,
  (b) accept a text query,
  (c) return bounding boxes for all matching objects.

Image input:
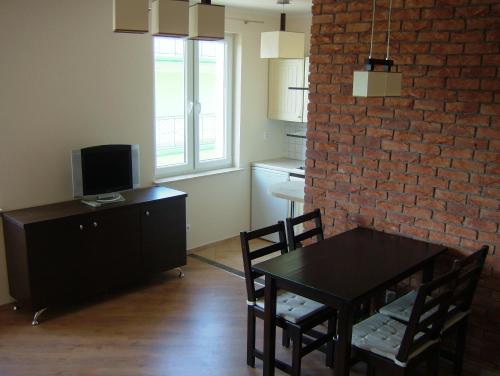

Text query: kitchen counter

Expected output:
[252,158,305,176]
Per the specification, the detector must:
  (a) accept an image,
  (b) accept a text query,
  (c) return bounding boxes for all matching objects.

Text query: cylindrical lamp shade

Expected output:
[260,31,305,59]
[152,0,189,37]
[189,3,225,41]
[352,71,402,97]
[113,0,149,33]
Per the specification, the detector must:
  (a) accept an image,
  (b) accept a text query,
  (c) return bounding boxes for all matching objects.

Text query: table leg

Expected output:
[333,304,354,376]
[422,261,435,283]
[263,275,277,376]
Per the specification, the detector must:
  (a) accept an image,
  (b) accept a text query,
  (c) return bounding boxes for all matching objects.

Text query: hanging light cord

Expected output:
[368,0,394,60]
[368,0,376,58]
[386,0,393,60]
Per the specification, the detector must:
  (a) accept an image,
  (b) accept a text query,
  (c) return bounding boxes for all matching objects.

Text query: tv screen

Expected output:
[72,144,139,198]
[81,145,132,195]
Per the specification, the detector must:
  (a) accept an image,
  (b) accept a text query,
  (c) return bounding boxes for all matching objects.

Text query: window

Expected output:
[154,35,233,177]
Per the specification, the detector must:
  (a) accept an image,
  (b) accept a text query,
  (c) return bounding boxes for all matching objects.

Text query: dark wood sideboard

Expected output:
[2,186,187,325]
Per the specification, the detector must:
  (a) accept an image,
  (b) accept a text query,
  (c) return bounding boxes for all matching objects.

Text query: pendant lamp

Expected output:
[113,0,149,34]
[113,0,189,37]
[152,0,189,37]
[352,0,402,97]
[189,0,225,41]
[260,1,305,59]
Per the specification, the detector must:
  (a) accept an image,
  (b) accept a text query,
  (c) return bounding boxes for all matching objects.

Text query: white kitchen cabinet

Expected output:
[268,59,306,123]
[251,167,289,242]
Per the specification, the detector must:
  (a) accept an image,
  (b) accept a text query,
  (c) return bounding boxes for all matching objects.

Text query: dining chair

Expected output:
[285,208,324,251]
[240,221,337,376]
[351,267,459,376]
[378,245,488,375]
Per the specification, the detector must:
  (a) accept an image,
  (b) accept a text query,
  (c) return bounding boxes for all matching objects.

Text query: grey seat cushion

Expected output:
[379,291,419,322]
[379,291,461,329]
[255,290,325,323]
[352,313,438,367]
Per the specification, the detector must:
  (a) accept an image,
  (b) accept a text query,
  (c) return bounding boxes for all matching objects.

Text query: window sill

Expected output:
[154,167,245,184]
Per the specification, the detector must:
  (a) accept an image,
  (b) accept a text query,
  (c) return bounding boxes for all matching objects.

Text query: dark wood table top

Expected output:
[253,227,447,304]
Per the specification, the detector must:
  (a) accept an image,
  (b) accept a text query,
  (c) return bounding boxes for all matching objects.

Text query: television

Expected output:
[72,144,139,205]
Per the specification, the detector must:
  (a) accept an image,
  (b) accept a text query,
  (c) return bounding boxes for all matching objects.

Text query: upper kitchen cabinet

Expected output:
[268,58,309,123]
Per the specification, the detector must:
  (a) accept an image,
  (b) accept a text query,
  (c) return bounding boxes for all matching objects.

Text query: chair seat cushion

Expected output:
[379,291,418,322]
[379,291,461,327]
[352,313,437,367]
[255,290,325,323]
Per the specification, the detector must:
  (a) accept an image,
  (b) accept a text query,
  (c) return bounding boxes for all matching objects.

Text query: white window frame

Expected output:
[154,34,234,178]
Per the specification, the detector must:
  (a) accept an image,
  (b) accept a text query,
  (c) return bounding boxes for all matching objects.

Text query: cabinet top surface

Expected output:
[2,186,187,226]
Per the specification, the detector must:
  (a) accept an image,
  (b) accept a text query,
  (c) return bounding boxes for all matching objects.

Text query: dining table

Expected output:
[252,227,448,376]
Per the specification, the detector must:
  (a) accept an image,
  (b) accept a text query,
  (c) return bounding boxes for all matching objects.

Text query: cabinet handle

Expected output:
[79,225,84,231]
[93,221,98,228]
[145,211,150,216]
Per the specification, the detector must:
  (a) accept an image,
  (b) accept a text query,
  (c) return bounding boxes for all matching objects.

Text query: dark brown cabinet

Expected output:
[2,186,187,321]
[142,198,186,274]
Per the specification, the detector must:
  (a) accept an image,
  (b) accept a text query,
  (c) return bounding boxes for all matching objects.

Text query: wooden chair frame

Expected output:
[352,268,459,376]
[240,221,336,376]
[440,245,488,375]
[285,208,324,251]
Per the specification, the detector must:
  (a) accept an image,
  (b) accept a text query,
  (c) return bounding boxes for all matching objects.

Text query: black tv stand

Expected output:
[2,186,187,325]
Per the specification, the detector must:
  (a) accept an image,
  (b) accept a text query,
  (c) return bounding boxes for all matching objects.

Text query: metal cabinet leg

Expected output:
[32,308,47,326]
[176,268,185,278]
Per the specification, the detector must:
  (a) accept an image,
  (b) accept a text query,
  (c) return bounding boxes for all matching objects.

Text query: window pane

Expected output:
[198,40,225,162]
[154,37,186,168]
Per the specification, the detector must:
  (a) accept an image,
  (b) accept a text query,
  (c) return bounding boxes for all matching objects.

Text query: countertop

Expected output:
[269,181,305,203]
[252,158,305,176]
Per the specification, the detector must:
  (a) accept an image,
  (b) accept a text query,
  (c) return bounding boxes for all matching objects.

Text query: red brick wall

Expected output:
[305,0,500,370]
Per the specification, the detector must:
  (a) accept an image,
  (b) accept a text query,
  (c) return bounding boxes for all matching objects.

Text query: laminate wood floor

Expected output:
[0,257,461,376]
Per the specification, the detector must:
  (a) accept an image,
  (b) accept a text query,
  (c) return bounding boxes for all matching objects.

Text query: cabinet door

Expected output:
[268,59,305,122]
[26,215,88,309]
[141,198,186,273]
[302,57,310,123]
[251,168,289,242]
[91,206,141,289]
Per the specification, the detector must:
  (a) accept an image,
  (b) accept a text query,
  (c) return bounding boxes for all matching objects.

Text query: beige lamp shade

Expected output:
[113,0,149,33]
[260,31,305,59]
[152,0,189,37]
[189,3,225,41]
[352,71,402,97]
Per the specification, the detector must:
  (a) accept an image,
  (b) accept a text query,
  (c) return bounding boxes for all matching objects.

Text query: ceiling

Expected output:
[218,0,312,14]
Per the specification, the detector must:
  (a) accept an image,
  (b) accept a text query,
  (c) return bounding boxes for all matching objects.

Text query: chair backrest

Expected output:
[285,208,324,251]
[450,245,488,314]
[240,222,288,304]
[396,267,459,364]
